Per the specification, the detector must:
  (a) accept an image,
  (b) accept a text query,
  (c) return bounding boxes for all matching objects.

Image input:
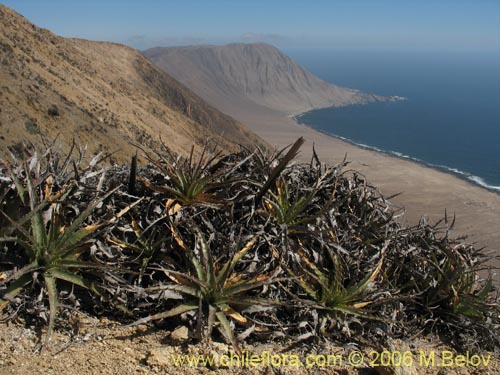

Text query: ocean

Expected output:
[286,49,500,192]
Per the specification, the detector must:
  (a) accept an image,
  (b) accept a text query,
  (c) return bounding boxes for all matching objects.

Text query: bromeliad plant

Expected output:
[275,242,385,335]
[385,223,500,348]
[139,144,236,206]
[0,155,124,345]
[264,177,317,227]
[1,139,498,352]
[130,225,276,353]
[262,164,339,230]
[107,215,170,284]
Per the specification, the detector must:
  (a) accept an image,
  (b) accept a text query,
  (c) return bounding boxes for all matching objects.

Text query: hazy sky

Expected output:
[3,0,500,51]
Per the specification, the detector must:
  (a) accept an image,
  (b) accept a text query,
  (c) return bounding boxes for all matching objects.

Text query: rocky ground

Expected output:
[1,315,498,375]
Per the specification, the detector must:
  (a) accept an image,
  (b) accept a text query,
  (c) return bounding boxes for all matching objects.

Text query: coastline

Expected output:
[293,111,500,195]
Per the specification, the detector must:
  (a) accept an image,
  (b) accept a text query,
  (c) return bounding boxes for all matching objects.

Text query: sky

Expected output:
[2,0,500,51]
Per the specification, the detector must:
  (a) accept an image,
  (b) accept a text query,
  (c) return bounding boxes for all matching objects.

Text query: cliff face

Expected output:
[0,6,262,162]
[143,43,385,117]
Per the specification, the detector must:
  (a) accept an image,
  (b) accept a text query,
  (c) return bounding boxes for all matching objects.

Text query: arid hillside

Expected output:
[143,43,389,117]
[0,5,263,162]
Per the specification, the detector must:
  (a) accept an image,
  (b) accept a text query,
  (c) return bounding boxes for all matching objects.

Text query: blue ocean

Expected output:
[287,49,500,192]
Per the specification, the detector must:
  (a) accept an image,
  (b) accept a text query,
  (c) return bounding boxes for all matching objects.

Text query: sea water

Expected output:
[287,49,500,192]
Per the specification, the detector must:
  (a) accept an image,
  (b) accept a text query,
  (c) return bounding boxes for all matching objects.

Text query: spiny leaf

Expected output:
[128,153,137,195]
[254,137,304,208]
[44,274,58,345]
[217,237,257,286]
[216,310,241,356]
[0,273,33,312]
[128,303,199,327]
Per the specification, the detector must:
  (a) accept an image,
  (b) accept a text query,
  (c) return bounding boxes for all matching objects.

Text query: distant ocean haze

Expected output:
[287,49,500,191]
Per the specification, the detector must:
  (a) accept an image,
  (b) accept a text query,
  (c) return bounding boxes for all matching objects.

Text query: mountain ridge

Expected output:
[0,5,263,162]
[143,42,390,118]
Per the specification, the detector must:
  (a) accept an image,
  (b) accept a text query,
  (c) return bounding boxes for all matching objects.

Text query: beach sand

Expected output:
[226,103,500,279]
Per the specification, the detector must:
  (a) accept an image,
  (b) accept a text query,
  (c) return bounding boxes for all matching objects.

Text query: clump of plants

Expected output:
[0,138,498,353]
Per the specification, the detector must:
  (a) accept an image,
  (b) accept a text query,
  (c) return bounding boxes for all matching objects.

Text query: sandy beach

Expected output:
[221,102,500,279]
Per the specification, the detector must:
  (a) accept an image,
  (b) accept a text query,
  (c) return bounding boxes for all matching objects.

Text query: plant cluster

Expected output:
[0,139,498,352]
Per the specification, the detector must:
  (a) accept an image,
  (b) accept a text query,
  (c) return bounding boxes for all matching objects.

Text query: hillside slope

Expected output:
[0,5,263,162]
[143,43,388,117]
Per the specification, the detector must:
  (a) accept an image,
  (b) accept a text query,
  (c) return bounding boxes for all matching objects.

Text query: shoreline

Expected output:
[292,111,500,195]
[217,100,500,280]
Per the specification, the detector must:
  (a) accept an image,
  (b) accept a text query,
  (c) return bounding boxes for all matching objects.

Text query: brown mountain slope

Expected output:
[0,5,263,162]
[143,43,389,117]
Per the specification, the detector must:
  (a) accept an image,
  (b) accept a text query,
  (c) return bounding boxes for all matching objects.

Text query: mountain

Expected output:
[143,43,387,118]
[0,5,263,162]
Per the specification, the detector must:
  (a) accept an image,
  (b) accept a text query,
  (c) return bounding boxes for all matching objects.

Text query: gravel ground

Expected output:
[1,315,498,375]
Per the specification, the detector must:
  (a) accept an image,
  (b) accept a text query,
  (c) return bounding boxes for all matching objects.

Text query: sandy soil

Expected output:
[1,316,498,375]
[224,103,500,279]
